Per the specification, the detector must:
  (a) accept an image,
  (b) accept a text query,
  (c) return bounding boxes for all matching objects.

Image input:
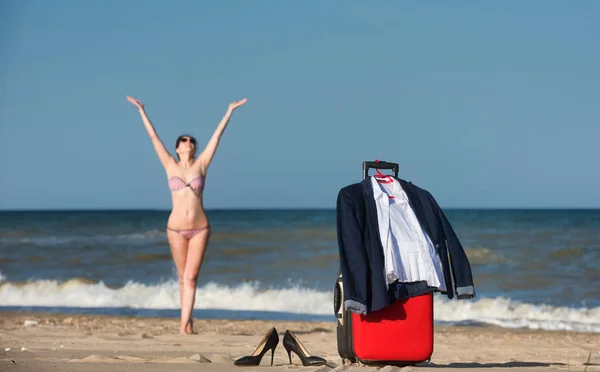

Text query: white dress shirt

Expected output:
[371,176,447,291]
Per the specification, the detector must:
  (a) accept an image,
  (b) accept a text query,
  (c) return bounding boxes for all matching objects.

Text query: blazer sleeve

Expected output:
[336,188,369,314]
[428,192,476,299]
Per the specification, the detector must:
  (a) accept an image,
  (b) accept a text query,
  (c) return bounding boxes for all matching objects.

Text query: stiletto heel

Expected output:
[282,330,327,367]
[270,346,276,366]
[234,327,280,367]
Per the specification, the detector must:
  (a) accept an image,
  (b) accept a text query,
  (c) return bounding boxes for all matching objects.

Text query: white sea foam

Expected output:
[0,230,166,246]
[1,278,599,333]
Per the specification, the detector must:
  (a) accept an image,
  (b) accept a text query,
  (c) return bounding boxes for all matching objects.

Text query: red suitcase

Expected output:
[333,161,434,366]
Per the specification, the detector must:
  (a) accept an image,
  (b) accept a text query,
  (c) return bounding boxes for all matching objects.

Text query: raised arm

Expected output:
[198,98,247,168]
[127,96,174,169]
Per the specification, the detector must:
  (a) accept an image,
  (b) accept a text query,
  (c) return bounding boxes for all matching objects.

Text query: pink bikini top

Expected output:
[168,175,204,192]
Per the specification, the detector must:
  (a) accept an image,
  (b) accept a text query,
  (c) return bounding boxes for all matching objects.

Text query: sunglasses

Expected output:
[179,137,196,145]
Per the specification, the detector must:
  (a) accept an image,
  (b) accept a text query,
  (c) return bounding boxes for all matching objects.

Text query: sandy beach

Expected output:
[0,312,598,372]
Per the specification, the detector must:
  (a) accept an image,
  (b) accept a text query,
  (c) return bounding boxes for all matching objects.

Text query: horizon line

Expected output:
[1,207,600,212]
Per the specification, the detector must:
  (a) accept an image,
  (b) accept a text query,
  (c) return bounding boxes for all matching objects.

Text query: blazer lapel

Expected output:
[361,178,385,252]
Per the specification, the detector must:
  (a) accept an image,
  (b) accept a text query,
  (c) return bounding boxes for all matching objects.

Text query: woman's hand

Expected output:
[127,96,144,110]
[229,98,247,111]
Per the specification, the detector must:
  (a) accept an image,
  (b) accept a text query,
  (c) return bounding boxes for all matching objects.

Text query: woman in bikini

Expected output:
[126,95,247,334]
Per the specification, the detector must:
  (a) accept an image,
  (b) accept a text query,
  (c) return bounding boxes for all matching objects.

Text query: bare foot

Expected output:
[180,320,195,335]
[187,319,197,334]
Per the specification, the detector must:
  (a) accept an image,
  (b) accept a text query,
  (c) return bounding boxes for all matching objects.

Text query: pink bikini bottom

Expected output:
[167,226,210,240]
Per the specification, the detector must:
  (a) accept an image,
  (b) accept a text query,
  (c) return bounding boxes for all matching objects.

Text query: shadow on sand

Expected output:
[417,361,567,368]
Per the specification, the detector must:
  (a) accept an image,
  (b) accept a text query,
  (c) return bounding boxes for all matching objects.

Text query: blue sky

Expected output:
[1,1,599,210]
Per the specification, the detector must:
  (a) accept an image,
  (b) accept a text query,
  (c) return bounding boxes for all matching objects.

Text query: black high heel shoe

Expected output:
[283,330,327,367]
[234,327,279,367]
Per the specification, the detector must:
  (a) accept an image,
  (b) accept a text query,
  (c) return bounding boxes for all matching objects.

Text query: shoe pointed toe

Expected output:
[233,355,259,366]
[304,356,327,366]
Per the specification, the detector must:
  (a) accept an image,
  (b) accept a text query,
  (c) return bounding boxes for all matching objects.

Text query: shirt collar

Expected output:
[371,176,394,200]
[370,176,406,201]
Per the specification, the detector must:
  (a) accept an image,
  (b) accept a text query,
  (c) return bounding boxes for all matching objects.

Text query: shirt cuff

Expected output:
[456,285,476,299]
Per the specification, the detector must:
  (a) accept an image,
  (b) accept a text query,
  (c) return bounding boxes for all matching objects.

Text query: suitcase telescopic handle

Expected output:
[363,160,399,179]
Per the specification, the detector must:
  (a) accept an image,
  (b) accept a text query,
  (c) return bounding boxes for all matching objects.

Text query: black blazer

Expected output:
[336,176,475,315]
